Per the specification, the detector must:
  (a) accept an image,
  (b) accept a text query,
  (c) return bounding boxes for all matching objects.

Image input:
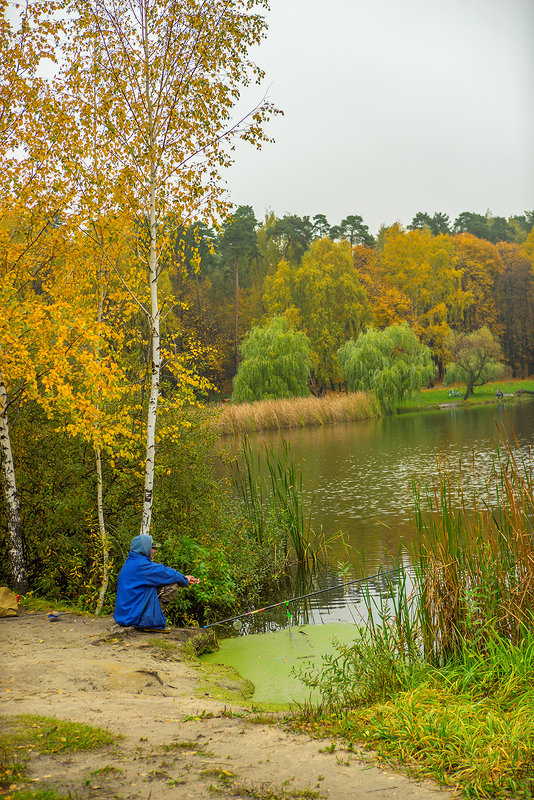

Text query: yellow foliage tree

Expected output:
[377,224,468,371]
[264,238,370,390]
[56,0,278,540]
[452,233,504,335]
[353,245,412,329]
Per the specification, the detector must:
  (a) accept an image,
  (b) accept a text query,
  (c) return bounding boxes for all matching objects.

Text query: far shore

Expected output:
[211,379,534,436]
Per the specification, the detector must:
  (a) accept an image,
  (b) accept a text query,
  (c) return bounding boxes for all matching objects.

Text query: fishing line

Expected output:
[202,567,402,629]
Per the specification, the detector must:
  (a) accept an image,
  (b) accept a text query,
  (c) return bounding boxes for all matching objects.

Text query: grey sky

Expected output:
[226,0,534,234]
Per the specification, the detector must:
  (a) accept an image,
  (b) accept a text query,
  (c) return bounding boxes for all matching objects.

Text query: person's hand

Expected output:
[186,575,200,585]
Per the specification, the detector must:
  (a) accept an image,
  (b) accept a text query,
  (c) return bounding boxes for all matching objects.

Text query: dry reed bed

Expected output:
[213,391,379,436]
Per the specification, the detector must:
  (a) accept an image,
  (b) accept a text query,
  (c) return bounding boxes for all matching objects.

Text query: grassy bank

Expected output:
[0,714,115,799]
[295,437,534,798]
[213,391,380,436]
[403,377,534,409]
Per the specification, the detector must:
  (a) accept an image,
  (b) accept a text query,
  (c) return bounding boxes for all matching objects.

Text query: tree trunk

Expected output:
[463,384,473,401]
[0,374,28,593]
[140,158,160,537]
[94,445,109,615]
[234,253,239,375]
[92,239,111,614]
[140,20,160,537]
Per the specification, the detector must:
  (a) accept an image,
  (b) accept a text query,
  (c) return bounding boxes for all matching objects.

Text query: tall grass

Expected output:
[414,437,534,663]
[232,437,324,564]
[297,434,534,797]
[214,391,379,436]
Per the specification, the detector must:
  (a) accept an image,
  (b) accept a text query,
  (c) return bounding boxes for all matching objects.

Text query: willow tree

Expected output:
[338,323,435,414]
[232,316,311,403]
[60,0,277,537]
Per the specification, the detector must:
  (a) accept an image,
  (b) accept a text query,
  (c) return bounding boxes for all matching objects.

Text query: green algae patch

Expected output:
[196,662,255,703]
[201,623,360,706]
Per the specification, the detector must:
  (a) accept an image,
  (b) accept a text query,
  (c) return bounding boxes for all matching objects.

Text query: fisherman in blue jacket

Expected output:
[114,534,200,630]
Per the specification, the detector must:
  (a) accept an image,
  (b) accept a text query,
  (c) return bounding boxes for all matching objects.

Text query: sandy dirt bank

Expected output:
[1,610,453,800]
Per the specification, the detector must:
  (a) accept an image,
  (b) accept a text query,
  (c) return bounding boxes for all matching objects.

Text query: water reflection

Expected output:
[218,560,414,636]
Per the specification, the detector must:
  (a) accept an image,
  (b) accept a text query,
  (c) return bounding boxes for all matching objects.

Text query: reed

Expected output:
[232,437,269,547]
[232,436,322,564]
[264,438,315,563]
[214,391,379,436]
[352,433,534,665]
[296,434,534,797]
[413,436,534,663]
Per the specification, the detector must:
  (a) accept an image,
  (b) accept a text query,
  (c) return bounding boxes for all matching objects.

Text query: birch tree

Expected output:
[0,0,63,591]
[60,0,277,537]
[0,1,132,592]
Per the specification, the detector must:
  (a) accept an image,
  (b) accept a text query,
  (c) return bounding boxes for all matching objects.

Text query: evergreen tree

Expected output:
[220,206,258,374]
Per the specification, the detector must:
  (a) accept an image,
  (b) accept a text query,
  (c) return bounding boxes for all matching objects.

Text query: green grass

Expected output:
[0,715,115,797]
[402,377,534,408]
[0,715,115,755]
[4,790,71,800]
[298,653,534,798]
[16,595,90,616]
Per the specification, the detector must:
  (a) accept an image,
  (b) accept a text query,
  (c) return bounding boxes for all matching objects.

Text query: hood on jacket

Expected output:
[129,534,153,558]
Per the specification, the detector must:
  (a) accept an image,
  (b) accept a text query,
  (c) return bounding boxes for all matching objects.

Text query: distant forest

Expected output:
[165,208,534,393]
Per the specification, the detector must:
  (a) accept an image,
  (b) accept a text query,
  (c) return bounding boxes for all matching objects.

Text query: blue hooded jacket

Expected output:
[113,534,188,629]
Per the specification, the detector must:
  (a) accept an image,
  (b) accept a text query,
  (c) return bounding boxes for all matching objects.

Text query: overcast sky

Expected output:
[226,0,534,234]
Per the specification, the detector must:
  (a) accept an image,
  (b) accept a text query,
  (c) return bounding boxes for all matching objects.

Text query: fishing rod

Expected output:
[202,567,402,629]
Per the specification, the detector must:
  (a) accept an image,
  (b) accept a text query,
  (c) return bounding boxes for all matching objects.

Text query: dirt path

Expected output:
[1,611,453,799]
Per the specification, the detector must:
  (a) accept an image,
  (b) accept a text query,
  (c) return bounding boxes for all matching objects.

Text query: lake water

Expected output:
[204,400,534,702]
[257,400,533,560]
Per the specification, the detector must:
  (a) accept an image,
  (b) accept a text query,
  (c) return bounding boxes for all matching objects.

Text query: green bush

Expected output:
[0,401,284,623]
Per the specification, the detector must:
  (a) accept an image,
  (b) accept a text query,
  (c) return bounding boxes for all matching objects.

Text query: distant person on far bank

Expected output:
[496,387,504,399]
[113,534,200,630]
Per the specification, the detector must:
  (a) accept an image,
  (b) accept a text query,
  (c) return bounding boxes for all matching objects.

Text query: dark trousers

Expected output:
[157,582,179,610]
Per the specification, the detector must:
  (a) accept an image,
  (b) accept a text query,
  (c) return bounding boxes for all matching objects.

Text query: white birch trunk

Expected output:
[94,254,109,615]
[94,444,109,614]
[139,4,160,537]
[139,172,160,536]
[0,372,29,592]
